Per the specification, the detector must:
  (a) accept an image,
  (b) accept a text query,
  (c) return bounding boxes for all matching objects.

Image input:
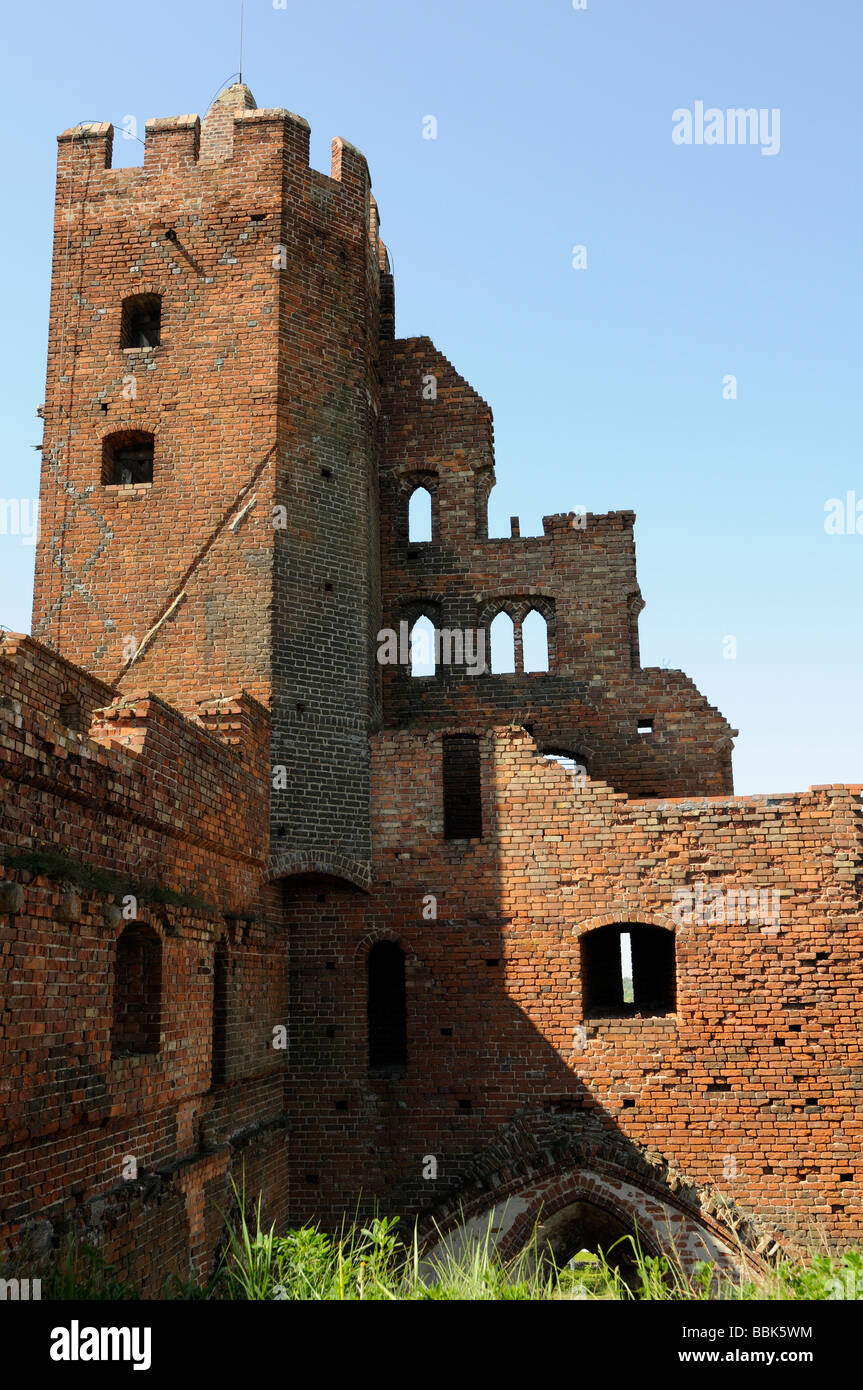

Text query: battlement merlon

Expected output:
[542,509,635,537]
[55,85,380,244]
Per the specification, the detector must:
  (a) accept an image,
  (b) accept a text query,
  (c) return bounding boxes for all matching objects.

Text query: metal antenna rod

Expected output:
[239,0,244,84]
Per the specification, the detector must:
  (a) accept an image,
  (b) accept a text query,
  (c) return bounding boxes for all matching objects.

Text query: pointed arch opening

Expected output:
[489,611,515,674]
[410,615,436,677]
[522,609,549,673]
[408,485,433,542]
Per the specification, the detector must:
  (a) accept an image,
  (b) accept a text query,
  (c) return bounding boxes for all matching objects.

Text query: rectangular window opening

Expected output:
[620,931,634,1005]
[442,734,482,840]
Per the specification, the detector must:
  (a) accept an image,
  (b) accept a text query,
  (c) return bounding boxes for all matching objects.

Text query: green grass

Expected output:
[20,1184,863,1301]
[212,1182,863,1302]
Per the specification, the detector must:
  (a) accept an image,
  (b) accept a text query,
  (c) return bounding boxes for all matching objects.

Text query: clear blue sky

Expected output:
[1,0,860,795]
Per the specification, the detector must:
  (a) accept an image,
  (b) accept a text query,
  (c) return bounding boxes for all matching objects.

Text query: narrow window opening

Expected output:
[367,941,407,1073]
[442,734,482,840]
[475,474,493,540]
[637,718,654,735]
[111,923,162,1056]
[620,931,634,1004]
[489,611,515,674]
[408,486,432,542]
[410,615,436,677]
[522,609,549,673]
[211,943,228,1085]
[120,293,161,349]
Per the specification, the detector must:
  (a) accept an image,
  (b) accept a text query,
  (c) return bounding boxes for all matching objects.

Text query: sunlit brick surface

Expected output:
[1,85,860,1293]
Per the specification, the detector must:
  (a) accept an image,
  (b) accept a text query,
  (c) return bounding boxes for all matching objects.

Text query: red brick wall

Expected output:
[6,82,861,1295]
[33,102,281,713]
[284,726,863,1255]
[377,341,735,798]
[0,634,289,1292]
[32,84,384,889]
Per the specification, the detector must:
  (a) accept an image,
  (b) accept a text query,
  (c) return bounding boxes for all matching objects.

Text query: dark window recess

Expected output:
[637,718,654,735]
[111,923,161,1056]
[120,293,161,348]
[102,431,154,485]
[442,734,482,840]
[211,943,228,1084]
[581,923,675,1018]
[58,696,81,732]
[367,941,407,1072]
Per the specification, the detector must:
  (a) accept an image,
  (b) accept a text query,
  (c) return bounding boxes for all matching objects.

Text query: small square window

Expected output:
[102,431,154,485]
[637,718,654,735]
[121,294,161,349]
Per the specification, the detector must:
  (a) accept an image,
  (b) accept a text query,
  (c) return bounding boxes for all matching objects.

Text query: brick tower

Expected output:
[32,84,384,885]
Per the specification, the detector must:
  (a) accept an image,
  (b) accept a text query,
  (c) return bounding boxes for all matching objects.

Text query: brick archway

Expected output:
[572,907,675,940]
[268,852,371,891]
[422,1164,760,1279]
[416,1114,770,1278]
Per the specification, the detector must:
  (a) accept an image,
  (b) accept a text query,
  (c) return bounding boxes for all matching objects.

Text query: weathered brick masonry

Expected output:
[286,731,863,1260]
[0,632,287,1293]
[1,84,861,1291]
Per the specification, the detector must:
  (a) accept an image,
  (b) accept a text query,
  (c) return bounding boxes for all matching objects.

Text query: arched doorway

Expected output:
[531,1198,653,1290]
[421,1166,755,1285]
